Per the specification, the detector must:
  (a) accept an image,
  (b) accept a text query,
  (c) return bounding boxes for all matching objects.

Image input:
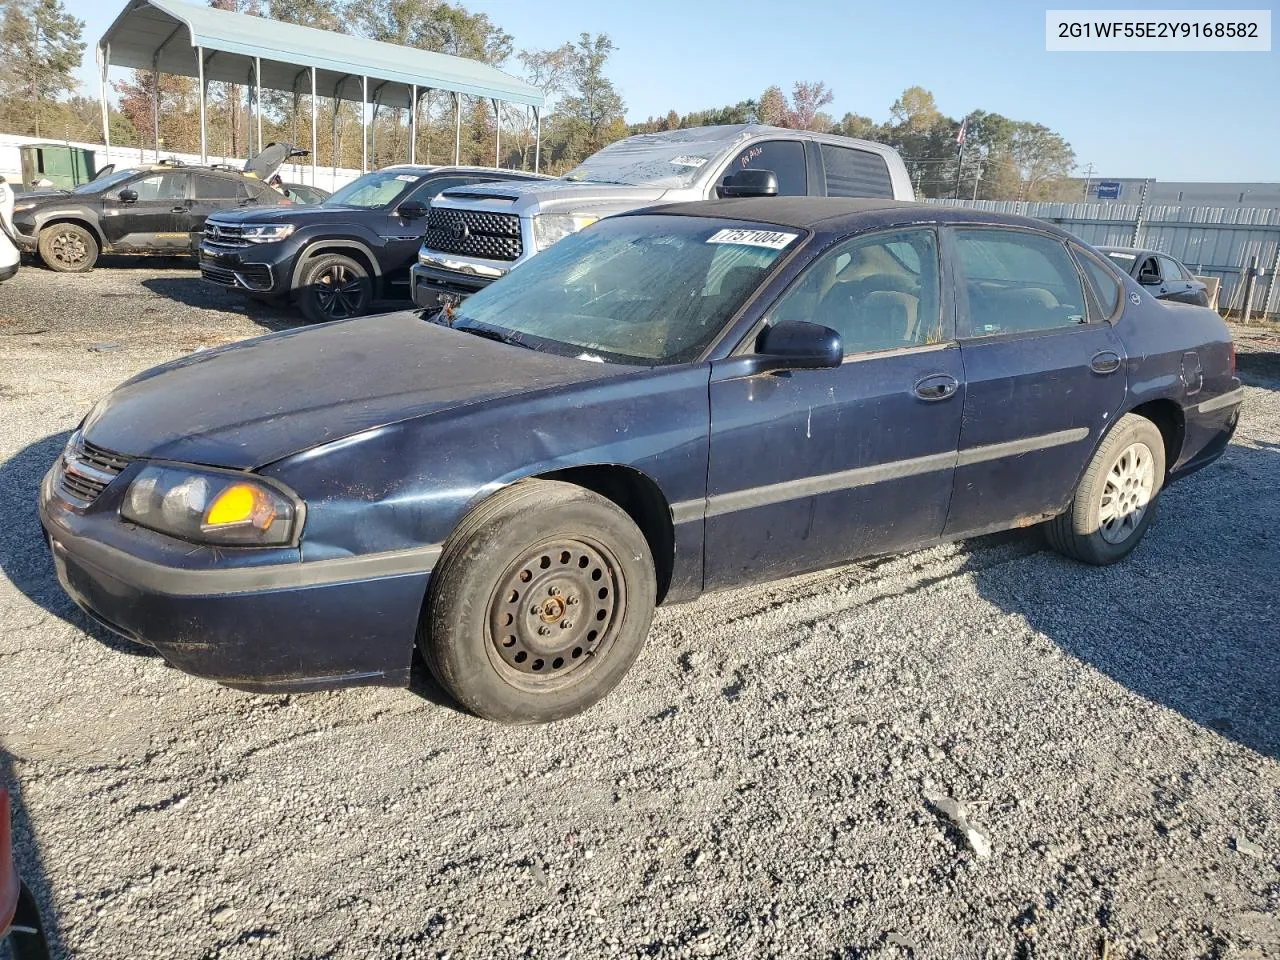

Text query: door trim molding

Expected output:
[671,426,1090,522]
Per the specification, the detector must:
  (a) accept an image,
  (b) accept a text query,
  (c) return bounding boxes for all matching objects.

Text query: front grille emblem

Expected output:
[450,220,470,241]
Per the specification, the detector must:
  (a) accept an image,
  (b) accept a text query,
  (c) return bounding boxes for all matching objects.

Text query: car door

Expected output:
[100,170,189,251]
[185,173,243,250]
[942,226,1128,538]
[719,140,811,198]
[381,175,501,295]
[1156,255,1205,305]
[704,227,965,590]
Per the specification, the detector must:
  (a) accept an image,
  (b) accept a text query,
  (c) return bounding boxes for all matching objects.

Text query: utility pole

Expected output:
[1081,162,1095,199]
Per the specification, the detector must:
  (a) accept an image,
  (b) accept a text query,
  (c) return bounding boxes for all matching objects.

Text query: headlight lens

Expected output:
[531,214,597,251]
[122,465,301,546]
[239,223,295,243]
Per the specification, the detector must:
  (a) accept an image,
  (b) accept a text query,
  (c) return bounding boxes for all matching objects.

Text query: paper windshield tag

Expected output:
[670,155,708,168]
[395,174,421,182]
[706,228,798,250]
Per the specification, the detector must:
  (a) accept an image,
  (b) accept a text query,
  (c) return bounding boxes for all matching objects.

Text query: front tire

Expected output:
[1045,413,1166,565]
[38,223,99,273]
[296,253,372,323]
[423,480,657,724]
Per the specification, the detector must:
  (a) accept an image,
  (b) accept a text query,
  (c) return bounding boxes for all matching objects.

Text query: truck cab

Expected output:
[409,124,913,310]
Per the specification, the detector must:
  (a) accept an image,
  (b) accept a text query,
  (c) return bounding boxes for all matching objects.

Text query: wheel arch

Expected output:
[290,240,382,292]
[1125,397,1185,477]
[38,215,105,248]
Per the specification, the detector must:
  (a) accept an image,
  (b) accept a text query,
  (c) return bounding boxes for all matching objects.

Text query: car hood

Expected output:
[206,205,361,226]
[82,312,626,470]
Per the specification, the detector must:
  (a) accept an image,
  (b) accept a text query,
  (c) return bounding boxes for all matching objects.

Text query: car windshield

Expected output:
[73,169,137,195]
[449,214,802,365]
[323,170,424,208]
[1105,250,1137,267]
[563,129,747,189]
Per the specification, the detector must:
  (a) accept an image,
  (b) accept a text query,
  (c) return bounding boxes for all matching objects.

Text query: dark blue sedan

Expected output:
[39,198,1244,723]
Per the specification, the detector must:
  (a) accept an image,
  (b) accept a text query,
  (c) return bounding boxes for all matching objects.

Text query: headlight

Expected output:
[122,464,302,547]
[12,202,36,214]
[238,223,295,243]
[531,214,597,252]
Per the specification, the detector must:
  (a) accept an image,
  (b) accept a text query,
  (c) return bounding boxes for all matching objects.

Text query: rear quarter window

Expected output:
[820,145,894,198]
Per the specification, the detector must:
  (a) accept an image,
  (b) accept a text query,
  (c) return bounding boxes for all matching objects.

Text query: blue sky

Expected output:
[69,0,1277,181]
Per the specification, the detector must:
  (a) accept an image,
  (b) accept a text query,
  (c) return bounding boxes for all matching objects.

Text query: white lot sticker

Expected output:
[670,155,709,168]
[395,174,421,182]
[706,228,798,249]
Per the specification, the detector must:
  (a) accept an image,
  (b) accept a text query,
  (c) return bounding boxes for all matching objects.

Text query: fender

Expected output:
[33,207,107,247]
[289,235,384,290]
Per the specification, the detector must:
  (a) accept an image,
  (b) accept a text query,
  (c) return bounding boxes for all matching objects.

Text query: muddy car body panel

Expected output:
[40,199,1241,692]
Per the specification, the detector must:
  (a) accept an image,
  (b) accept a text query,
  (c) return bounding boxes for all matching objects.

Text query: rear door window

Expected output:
[193,174,239,201]
[1072,245,1124,320]
[728,140,807,195]
[953,228,1089,337]
[1159,255,1187,281]
[820,145,894,198]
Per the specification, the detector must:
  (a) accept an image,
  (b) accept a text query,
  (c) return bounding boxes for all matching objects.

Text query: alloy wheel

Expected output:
[50,231,88,268]
[313,264,366,319]
[1098,441,1155,544]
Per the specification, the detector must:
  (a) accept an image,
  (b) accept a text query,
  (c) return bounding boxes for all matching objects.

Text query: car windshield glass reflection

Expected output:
[324,170,422,208]
[450,215,800,365]
[73,169,136,195]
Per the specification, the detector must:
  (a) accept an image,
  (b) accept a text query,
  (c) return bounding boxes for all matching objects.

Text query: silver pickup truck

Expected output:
[409,123,913,309]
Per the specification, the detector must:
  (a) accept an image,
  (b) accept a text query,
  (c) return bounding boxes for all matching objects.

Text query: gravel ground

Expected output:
[1,264,1278,960]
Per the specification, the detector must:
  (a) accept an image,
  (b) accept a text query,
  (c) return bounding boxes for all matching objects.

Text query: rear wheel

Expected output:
[296,253,372,323]
[38,223,99,273]
[423,480,657,724]
[1045,413,1165,565]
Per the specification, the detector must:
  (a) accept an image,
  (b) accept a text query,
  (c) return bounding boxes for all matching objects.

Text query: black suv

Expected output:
[9,144,302,273]
[200,165,548,323]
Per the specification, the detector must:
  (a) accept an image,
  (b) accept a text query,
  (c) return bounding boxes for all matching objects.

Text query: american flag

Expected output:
[955,117,968,154]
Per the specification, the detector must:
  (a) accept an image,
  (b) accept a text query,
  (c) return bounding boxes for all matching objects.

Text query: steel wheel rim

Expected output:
[314,264,365,318]
[485,536,626,692]
[1099,441,1155,544]
[50,231,87,267]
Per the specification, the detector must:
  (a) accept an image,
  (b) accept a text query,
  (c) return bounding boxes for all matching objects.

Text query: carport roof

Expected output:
[97,0,546,109]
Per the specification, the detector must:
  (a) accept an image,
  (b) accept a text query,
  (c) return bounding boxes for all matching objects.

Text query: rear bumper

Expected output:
[40,465,431,692]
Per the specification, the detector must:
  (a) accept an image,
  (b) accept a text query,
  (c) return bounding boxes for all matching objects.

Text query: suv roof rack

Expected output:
[156,158,186,167]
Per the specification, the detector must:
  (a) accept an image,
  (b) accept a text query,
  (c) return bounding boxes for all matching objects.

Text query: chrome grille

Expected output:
[56,436,132,506]
[425,208,522,261]
[203,222,248,248]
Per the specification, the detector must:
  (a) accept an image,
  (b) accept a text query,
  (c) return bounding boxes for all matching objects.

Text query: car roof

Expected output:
[636,196,1077,239]
[375,164,550,178]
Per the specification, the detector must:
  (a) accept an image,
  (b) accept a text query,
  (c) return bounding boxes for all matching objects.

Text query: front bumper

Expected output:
[409,249,514,309]
[39,464,433,691]
[198,242,287,295]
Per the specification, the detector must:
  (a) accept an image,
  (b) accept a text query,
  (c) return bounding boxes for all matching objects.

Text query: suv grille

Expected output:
[425,208,522,262]
[57,436,132,506]
[203,222,248,248]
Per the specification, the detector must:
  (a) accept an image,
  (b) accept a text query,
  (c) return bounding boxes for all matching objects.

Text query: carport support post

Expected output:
[534,107,541,174]
[453,93,461,164]
[97,43,111,170]
[255,57,263,159]
[361,75,369,173]
[151,56,160,160]
[310,68,318,188]
[492,98,500,167]
[197,46,207,164]
[409,84,418,163]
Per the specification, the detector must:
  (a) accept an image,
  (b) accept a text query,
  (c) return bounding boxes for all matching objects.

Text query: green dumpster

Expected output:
[19,144,99,191]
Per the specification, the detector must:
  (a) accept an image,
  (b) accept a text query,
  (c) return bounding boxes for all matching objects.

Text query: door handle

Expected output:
[913,374,959,401]
[1091,351,1122,374]
[171,206,187,213]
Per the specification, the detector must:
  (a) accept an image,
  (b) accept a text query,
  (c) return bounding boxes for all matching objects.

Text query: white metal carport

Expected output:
[96,0,547,182]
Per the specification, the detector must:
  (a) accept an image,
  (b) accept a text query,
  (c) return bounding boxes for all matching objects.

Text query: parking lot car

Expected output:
[40,199,1243,723]
[1099,246,1210,307]
[8,144,302,272]
[0,176,18,282]
[409,124,913,310]
[1,788,52,960]
[200,165,549,323]
[281,183,329,205]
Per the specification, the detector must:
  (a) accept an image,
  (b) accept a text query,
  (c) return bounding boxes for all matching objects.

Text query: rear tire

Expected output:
[38,223,99,273]
[423,479,657,724]
[1045,413,1166,565]
[296,252,372,323]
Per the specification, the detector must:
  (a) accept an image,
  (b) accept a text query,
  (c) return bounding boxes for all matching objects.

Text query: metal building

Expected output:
[96,0,547,183]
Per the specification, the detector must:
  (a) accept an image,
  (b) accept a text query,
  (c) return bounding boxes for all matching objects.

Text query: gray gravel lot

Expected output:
[1,263,1278,960]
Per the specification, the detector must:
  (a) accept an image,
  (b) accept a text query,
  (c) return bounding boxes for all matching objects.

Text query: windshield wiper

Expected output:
[453,323,531,349]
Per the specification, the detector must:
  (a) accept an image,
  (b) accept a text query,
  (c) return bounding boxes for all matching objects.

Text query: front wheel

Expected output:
[38,223,99,273]
[423,480,657,724]
[1045,413,1166,565]
[296,253,372,323]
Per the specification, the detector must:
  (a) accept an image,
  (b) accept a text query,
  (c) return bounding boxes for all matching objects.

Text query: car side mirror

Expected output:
[755,320,843,371]
[718,169,779,198]
[1139,271,1160,285]
[397,200,429,219]
[118,188,138,203]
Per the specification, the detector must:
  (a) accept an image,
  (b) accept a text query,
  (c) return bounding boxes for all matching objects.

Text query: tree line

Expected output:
[0,0,1080,200]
